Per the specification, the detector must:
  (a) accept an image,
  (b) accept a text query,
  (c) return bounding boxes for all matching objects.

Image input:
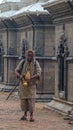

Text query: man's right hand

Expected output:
[19,75,23,80]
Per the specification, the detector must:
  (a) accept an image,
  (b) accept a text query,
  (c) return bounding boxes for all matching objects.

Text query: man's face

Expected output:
[27,53,34,62]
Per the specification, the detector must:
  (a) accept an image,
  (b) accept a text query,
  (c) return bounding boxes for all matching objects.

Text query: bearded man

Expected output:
[15,50,41,122]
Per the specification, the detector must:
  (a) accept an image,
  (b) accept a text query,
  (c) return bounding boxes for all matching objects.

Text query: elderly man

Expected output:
[15,50,41,122]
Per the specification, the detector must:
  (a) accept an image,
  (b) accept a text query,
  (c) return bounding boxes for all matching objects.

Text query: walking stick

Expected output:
[6,78,19,100]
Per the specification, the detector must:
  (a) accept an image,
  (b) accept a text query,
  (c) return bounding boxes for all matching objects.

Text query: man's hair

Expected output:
[26,49,35,57]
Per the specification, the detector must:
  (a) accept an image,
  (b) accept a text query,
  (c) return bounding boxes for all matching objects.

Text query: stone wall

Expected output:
[53,22,73,102]
[44,26,55,56]
[0,2,24,12]
[65,23,73,57]
[68,62,73,102]
[44,60,55,93]
[21,0,38,5]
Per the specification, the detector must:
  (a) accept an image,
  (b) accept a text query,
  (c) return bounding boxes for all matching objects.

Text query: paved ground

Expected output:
[0,92,72,130]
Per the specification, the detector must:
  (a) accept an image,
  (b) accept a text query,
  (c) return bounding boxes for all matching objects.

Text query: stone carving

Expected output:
[8,47,16,55]
[0,40,4,55]
[35,42,43,56]
[22,38,29,58]
[57,33,69,58]
[57,32,69,99]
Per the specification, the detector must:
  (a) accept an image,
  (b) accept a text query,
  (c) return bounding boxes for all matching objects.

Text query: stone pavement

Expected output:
[0,92,72,130]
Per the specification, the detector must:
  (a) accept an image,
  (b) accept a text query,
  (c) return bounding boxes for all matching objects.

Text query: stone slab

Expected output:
[46,99,73,115]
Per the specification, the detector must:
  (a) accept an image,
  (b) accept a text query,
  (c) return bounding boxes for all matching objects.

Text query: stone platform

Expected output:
[46,97,73,116]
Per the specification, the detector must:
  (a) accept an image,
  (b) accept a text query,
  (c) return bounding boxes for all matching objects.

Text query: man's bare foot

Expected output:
[20,116,27,121]
[29,118,35,122]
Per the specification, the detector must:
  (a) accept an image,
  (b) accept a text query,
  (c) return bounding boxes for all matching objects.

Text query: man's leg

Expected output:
[30,111,34,121]
[20,99,28,120]
[28,98,35,121]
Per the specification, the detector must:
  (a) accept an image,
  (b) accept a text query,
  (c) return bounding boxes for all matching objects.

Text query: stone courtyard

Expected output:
[0,91,72,130]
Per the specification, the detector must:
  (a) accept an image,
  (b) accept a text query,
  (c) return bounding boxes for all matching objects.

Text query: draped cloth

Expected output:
[15,60,41,99]
[15,59,41,112]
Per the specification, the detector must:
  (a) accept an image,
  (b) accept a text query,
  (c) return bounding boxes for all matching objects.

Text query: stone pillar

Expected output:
[57,32,69,100]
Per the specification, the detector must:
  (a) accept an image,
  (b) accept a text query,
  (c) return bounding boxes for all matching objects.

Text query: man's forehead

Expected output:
[27,50,34,56]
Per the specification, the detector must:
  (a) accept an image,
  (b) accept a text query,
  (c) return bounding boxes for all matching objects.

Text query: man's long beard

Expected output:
[27,58,33,62]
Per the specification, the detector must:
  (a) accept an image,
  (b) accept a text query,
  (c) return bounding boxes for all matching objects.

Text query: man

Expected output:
[15,50,41,122]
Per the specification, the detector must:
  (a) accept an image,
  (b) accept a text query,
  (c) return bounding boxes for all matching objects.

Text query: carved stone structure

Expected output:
[44,0,73,113]
[0,0,55,101]
[0,40,4,82]
[57,32,69,100]
[21,38,29,58]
